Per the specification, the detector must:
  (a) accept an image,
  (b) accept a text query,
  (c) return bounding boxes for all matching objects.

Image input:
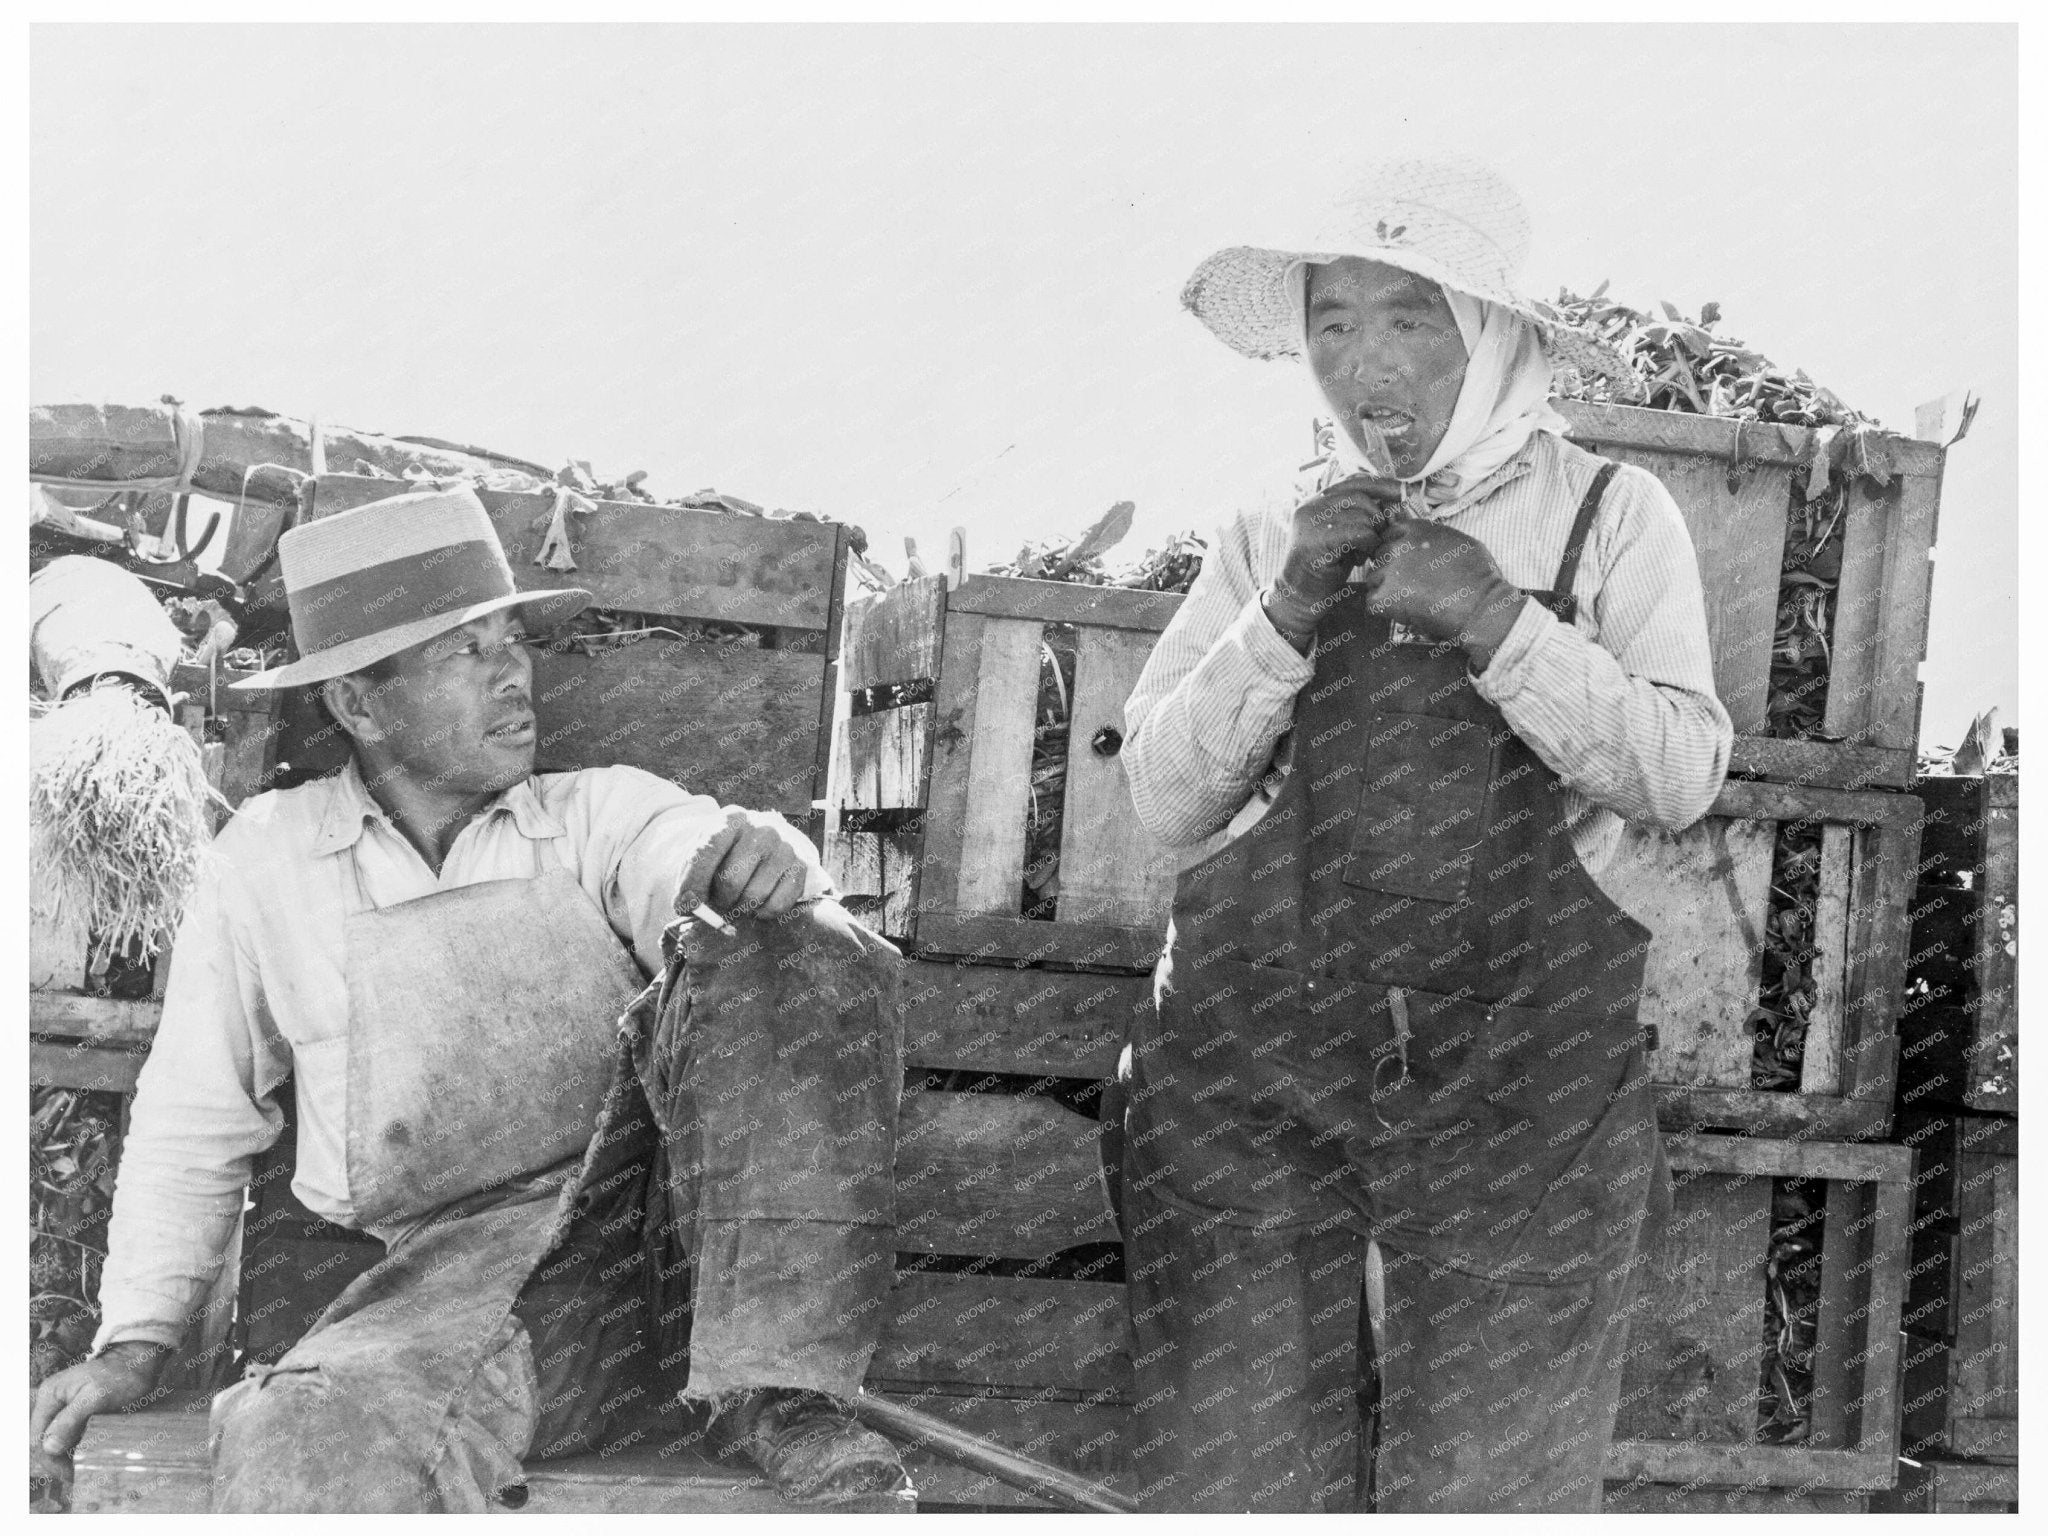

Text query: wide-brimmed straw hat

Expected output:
[1180,156,1641,397]
[231,485,590,689]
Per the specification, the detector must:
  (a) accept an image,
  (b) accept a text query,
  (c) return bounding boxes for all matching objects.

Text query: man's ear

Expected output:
[322,673,386,745]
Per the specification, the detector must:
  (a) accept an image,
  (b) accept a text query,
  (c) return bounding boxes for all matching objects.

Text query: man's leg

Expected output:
[1368,1238,1652,1513]
[1121,1177,1369,1513]
[633,898,907,1499]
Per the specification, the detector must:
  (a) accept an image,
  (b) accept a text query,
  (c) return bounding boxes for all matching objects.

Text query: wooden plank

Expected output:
[871,1389,1129,1510]
[309,474,844,629]
[29,1040,144,1094]
[844,576,947,691]
[899,961,1148,1078]
[870,1273,1129,1394]
[1726,735,1912,791]
[28,993,161,1046]
[914,913,1165,973]
[67,1403,914,1515]
[219,704,281,809]
[1558,398,1944,480]
[1839,809,1918,1129]
[841,705,932,810]
[1602,815,1774,1089]
[1926,1459,2019,1512]
[1950,1417,2017,1460]
[1827,468,1941,755]
[530,641,827,817]
[1709,777,1918,827]
[1603,1441,1895,1492]
[1655,1085,1888,1141]
[1055,626,1179,929]
[1617,1163,1771,1446]
[948,574,1184,633]
[916,610,988,930]
[1601,1482,1869,1513]
[1661,1133,1911,1184]
[1969,788,2018,1111]
[1952,1147,2018,1427]
[893,1091,1117,1259]
[876,823,925,941]
[1798,823,1854,1097]
[943,615,1042,917]
[1619,447,1788,735]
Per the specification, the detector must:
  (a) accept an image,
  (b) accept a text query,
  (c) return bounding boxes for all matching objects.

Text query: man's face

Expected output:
[1305,257,1469,480]
[353,609,538,807]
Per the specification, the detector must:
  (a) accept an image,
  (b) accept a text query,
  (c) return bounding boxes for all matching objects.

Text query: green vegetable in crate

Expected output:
[29,556,221,974]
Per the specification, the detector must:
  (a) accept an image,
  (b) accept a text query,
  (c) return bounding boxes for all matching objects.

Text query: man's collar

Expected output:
[311,757,566,857]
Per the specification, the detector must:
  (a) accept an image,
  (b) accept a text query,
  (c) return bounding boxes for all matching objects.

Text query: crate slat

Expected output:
[845,575,947,692]
[531,642,828,817]
[893,1090,1115,1259]
[307,474,844,629]
[899,961,1146,1078]
[1055,626,1176,928]
[30,1039,144,1094]
[1617,1159,1770,1444]
[950,616,1044,916]
[871,1272,1127,1395]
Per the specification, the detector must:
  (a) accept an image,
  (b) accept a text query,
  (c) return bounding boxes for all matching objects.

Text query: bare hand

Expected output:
[674,807,822,921]
[1358,514,1525,652]
[31,1344,166,1487]
[1269,472,1408,628]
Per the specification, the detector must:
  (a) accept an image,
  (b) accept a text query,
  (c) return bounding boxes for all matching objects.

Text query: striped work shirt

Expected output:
[1122,429,1734,884]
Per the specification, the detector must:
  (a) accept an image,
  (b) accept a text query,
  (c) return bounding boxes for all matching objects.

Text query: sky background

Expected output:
[30,22,2018,751]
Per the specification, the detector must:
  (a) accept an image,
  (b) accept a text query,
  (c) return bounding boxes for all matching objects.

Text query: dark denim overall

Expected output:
[1122,462,1671,1512]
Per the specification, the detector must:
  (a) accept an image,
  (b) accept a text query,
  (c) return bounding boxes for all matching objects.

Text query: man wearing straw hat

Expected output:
[1116,158,1733,1511]
[31,486,911,1509]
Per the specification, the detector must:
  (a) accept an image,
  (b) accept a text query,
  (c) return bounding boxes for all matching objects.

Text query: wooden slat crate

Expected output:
[1602,778,1922,1140]
[1556,400,1946,790]
[828,573,1185,970]
[1897,773,2018,1113]
[261,474,854,821]
[1893,1111,2018,1465]
[1608,1133,1913,1493]
[859,1057,1920,1506]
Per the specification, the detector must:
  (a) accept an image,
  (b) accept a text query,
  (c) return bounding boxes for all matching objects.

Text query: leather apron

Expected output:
[1122,462,1671,1506]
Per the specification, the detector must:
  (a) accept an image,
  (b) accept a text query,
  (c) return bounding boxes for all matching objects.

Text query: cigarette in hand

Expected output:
[691,902,738,936]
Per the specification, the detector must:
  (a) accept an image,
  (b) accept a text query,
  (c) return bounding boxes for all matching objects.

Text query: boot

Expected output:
[716,1387,909,1505]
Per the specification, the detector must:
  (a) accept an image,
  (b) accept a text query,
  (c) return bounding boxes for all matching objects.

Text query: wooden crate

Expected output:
[1897,774,2018,1113]
[1607,1132,1913,1492]
[828,573,1185,970]
[1556,400,1946,790]
[1600,778,1922,1140]
[1893,1111,2018,1465]
[257,474,854,820]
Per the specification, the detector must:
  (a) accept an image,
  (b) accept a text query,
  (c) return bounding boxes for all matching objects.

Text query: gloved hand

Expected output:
[1358,513,1528,664]
[1263,472,1407,644]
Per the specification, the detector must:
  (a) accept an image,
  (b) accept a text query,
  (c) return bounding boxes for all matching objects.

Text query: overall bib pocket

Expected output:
[1344,710,1497,902]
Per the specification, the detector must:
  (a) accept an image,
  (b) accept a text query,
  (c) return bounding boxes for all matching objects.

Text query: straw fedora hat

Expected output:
[231,485,590,689]
[1180,156,1641,397]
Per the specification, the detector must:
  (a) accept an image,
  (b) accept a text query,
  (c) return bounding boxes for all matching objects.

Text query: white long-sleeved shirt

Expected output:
[95,759,827,1352]
[1123,429,1733,879]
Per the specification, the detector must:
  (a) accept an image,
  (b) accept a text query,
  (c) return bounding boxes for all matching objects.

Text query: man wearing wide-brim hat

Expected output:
[31,486,911,1509]
[1116,158,1734,1510]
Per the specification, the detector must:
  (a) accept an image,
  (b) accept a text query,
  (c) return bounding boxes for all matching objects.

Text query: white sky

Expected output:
[30,22,2019,750]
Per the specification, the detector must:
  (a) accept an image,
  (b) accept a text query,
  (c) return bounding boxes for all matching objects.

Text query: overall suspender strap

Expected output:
[1549,459,1620,603]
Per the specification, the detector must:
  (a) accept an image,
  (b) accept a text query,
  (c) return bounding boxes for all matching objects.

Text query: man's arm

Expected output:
[1470,465,1733,831]
[568,768,832,970]
[1122,505,1317,848]
[35,849,287,1471]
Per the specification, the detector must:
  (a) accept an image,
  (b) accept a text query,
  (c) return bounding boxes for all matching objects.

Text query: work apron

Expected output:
[211,841,650,1508]
[1122,461,1671,1511]
[209,837,905,1510]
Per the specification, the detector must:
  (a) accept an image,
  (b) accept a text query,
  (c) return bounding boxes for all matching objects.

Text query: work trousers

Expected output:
[1121,1181,1655,1513]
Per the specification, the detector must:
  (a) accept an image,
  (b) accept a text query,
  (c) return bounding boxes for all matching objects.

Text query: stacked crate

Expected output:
[826,400,1955,1508]
[1876,768,2019,1514]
